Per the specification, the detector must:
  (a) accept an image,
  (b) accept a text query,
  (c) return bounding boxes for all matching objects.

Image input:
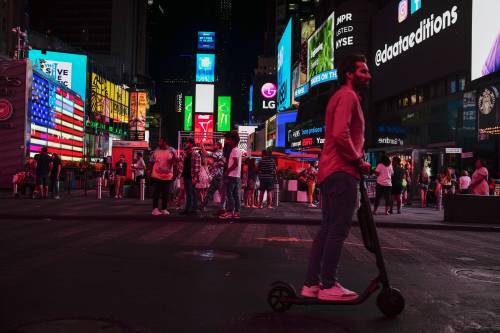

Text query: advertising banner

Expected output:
[471,0,500,81]
[29,71,85,162]
[28,50,87,102]
[129,91,147,141]
[184,95,193,130]
[462,91,476,131]
[196,54,215,83]
[371,0,467,101]
[195,84,214,113]
[277,18,292,111]
[307,11,335,81]
[477,85,500,136]
[198,31,216,50]
[194,114,214,144]
[300,19,315,85]
[90,72,129,124]
[217,96,231,132]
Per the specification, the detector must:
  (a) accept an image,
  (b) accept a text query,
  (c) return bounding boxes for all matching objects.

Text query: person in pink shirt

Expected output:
[301,54,371,302]
[470,159,489,196]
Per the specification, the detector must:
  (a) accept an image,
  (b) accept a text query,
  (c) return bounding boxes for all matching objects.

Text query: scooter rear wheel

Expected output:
[268,285,294,312]
[377,287,405,317]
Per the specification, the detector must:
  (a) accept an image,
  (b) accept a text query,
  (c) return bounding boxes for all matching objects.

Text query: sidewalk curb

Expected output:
[1,214,499,232]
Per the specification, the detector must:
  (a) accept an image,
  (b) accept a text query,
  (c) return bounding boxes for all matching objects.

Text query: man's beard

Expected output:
[353,77,369,91]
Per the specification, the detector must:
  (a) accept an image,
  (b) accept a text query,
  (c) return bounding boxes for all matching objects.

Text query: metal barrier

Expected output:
[97,176,102,199]
[139,178,146,201]
[13,183,18,196]
[274,183,280,207]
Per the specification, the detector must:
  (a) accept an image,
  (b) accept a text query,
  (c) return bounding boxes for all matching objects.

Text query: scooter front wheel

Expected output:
[377,287,405,317]
[268,285,294,312]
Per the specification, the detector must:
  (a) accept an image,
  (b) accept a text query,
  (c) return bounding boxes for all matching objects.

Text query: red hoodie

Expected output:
[318,86,365,184]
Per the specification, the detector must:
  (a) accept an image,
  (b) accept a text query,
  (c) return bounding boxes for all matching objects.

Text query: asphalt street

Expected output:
[0,218,499,333]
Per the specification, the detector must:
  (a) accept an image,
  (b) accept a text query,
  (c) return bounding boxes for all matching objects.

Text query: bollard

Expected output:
[13,183,18,196]
[97,176,102,199]
[274,183,279,207]
[140,178,146,201]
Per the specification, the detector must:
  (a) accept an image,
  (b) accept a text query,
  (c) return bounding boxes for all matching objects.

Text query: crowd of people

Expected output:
[372,154,493,214]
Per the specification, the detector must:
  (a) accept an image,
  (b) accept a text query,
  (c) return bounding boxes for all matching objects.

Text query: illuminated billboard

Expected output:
[198,31,216,50]
[471,0,500,81]
[90,72,129,124]
[28,49,88,102]
[184,95,193,130]
[217,96,231,132]
[29,72,84,162]
[195,84,214,113]
[277,18,292,111]
[194,114,214,144]
[196,54,215,83]
[129,91,148,140]
[307,11,335,80]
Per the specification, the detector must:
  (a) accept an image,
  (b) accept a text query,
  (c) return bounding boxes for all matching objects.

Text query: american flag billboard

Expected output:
[29,72,84,161]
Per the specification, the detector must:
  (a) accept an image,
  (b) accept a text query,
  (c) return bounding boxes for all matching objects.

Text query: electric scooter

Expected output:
[267,175,405,317]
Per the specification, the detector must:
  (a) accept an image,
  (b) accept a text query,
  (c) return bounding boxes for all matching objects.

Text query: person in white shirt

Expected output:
[458,170,471,194]
[132,152,146,181]
[373,155,394,215]
[219,131,242,219]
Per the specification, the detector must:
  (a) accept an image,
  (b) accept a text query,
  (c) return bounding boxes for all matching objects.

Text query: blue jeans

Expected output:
[223,176,240,213]
[184,178,198,212]
[305,172,359,289]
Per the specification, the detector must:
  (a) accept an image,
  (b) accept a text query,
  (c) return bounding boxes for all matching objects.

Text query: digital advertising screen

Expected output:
[28,49,88,102]
[300,19,316,85]
[471,0,500,81]
[90,72,129,124]
[29,72,84,162]
[194,114,214,144]
[196,53,215,83]
[195,84,214,113]
[198,31,216,50]
[477,85,500,135]
[277,18,292,111]
[371,0,467,101]
[184,95,193,131]
[217,96,231,132]
[307,11,335,81]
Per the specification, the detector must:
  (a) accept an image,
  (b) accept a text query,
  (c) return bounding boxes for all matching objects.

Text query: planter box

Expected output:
[444,194,500,224]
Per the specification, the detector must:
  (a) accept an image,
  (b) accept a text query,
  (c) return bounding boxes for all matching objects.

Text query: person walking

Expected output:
[417,167,430,208]
[219,131,243,219]
[245,158,258,208]
[470,159,489,196]
[302,54,372,301]
[50,153,62,199]
[34,147,53,199]
[389,156,404,214]
[150,138,177,216]
[257,149,277,209]
[196,155,211,208]
[372,154,393,215]
[180,138,201,215]
[458,170,471,194]
[114,154,127,199]
[305,162,318,208]
[200,141,225,211]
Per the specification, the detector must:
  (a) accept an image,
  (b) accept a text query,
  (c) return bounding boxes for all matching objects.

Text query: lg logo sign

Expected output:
[261,83,276,109]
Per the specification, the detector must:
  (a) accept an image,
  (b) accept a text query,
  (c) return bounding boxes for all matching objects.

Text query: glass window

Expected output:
[410,92,417,105]
[449,79,457,94]
[458,77,466,91]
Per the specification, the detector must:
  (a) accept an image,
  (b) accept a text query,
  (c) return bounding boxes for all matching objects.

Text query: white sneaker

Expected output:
[161,209,170,215]
[300,285,320,298]
[152,208,162,216]
[308,203,317,208]
[318,282,358,301]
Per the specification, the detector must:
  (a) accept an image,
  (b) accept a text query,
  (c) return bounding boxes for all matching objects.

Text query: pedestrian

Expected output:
[372,154,393,215]
[50,153,62,199]
[114,154,127,199]
[470,159,489,196]
[257,149,277,209]
[34,147,53,199]
[417,167,430,208]
[149,138,177,216]
[132,152,146,181]
[440,167,453,196]
[245,158,258,208]
[219,131,243,219]
[200,141,225,211]
[196,154,211,209]
[302,54,372,301]
[458,170,471,194]
[435,175,443,210]
[241,159,249,207]
[389,156,404,214]
[305,162,318,208]
[180,138,201,215]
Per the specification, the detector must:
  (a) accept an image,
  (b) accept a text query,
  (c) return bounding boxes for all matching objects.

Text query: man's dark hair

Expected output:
[380,154,391,167]
[392,156,401,164]
[225,130,240,144]
[41,147,48,153]
[338,54,367,85]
